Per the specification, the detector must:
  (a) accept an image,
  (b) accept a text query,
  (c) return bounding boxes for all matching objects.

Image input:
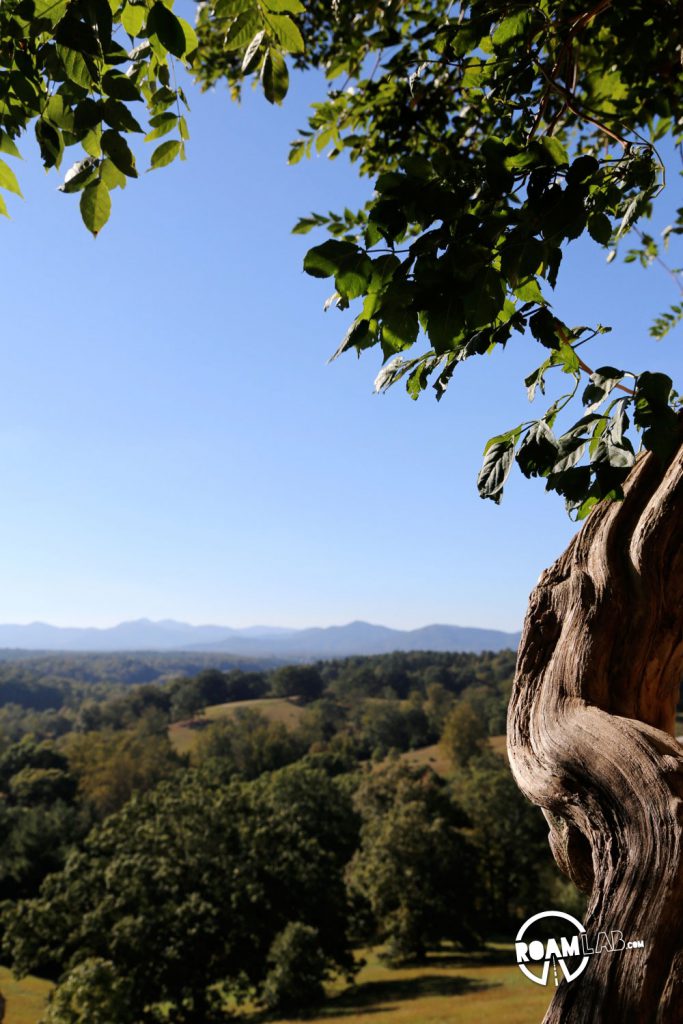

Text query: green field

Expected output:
[1,947,551,1024]
[168,697,308,755]
[297,947,552,1024]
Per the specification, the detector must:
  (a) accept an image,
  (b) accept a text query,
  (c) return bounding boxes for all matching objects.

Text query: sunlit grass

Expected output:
[0,966,51,1024]
[283,945,552,1024]
[168,696,307,755]
[1,946,552,1024]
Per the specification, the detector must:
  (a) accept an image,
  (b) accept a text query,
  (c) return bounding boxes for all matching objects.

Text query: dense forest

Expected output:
[0,650,583,1022]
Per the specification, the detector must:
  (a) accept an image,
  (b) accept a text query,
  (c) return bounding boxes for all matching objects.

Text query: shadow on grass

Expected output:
[427,947,514,969]
[316,973,498,1017]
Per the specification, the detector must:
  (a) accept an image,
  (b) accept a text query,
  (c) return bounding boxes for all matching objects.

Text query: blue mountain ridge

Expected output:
[0,619,519,656]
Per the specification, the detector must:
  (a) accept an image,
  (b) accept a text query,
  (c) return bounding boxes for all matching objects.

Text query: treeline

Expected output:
[0,649,583,1023]
[0,652,279,746]
[0,648,514,729]
[0,651,279,711]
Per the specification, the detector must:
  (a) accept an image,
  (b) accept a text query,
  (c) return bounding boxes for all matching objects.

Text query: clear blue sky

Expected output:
[0,48,680,632]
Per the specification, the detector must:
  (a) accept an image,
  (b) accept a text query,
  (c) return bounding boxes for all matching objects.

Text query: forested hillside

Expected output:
[0,649,583,1022]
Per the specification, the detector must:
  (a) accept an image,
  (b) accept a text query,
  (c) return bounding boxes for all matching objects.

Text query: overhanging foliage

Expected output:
[1,0,681,513]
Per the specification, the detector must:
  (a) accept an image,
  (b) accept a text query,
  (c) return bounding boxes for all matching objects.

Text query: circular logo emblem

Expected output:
[515,910,589,986]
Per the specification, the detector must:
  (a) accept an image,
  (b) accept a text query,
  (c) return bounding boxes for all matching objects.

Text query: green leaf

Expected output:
[102,71,142,103]
[82,126,102,158]
[89,0,113,48]
[120,2,145,37]
[492,11,531,46]
[55,16,100,55]
[477,429,521,503]
[35,120,63,169]
[100,159,127,190]
[144,113,178,142]
[149,139,182,170]
[616,192,652,240]
[224,10,261,50]
[550,436,587,474]
[56,45,94,90]
[80,179,111,236]
[593,435,635,470]
[336,254,372,300]
[582,366,626,406]
[9,72,40,109]
[529,308,560,349]
[147,87,178,114]
[587,212,612,245]
[261,49,289,105]
[147,2,187,58]
[44,95,74,132]
[0,158,23,197]
[74,99,102,132]
[33,0,69,26]
[292,215,323,235]
[633,371,679,461]
[650,302,683,341]
[178,18,199,60]
[540,136,568,166]
[566,155,600,186]
[525,358,552,401]
[546,465,592,507]
[102,99,144,134]
[552,344,580,375]
[501,234,544,284]
[516,420,559,478]
[634,372,672,419]
[407,361,431,399]
[463,268,505,327]
[0,134,21,159]
[101,130,138,178]
[609,402,630,446]
[264,13,304,53]
[303,240,359,279]
[262,0,304,11]
[329,317,376,361]
[514,278,544,303]
[381,310,418,356]
[215,0,255,14]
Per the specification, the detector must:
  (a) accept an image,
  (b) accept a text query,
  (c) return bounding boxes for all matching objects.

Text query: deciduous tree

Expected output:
[347,763,475,960]
[2,763,358,1021]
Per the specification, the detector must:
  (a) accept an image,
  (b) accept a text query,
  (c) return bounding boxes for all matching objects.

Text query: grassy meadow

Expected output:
[167,693,508,768]
[168,697,308,755]
[1,947,552,1024]
[302,947,552,1024]
[0,967,52,1024]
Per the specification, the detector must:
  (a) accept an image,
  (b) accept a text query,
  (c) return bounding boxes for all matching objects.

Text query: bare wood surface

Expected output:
[508,438,683,1023]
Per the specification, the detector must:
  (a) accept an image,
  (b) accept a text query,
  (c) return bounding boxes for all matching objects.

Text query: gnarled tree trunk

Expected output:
[508,436,683,1023]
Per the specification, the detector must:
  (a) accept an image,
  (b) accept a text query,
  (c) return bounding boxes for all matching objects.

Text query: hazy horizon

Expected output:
[0,615,521,632]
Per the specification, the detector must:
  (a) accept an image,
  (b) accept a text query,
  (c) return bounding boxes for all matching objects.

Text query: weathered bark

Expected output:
[508,435,683,1023]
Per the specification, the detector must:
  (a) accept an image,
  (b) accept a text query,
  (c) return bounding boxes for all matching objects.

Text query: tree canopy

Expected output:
[1,0,680,516]
[3,762,358,1021]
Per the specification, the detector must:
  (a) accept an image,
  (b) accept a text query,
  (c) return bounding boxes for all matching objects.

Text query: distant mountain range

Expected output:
[0,619,520,658]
